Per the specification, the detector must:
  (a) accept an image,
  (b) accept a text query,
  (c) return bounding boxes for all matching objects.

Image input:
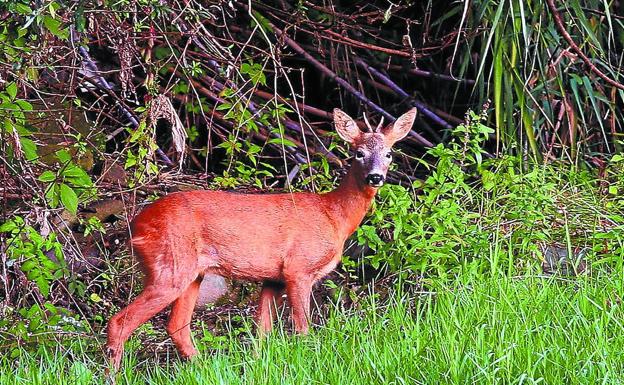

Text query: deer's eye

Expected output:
[355,150,365,159]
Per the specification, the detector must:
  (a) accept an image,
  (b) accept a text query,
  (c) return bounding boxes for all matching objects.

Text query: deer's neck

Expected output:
[323,166,378,239]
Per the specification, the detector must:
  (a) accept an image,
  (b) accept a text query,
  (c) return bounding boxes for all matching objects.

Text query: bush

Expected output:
[357,111,624,277]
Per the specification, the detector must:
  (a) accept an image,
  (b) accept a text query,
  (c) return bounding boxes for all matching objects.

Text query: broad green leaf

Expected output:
[45,184,59,208]
[63,164,92,186]
[60,183,78,214]
[36,278,50,297]
[15,99,33,111]
[0,219,19,232]
[14,3,32,15]
[43,15,68,40]
[6,82,17,100]
[21,260,37,273]
[56,149,71,163]
[20,137,38,161]
[267,137,297,147]
[38,171,56,182]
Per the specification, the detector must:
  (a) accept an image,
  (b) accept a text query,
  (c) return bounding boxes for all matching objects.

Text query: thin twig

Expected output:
[70,27,174,166]
[355,58,452,132]
[546,0,624,91]
[267,23,433,147]
[385,63,479,86]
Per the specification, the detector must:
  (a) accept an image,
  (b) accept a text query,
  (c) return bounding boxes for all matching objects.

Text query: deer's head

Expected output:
[334,108,417,188]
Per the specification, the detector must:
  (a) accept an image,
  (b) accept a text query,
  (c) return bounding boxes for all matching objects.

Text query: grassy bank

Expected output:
[3,273,624,384]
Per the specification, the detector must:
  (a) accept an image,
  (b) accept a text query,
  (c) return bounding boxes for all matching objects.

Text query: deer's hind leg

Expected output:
[106,284,189,370]
[106,248,198,370]
[166,277,202,358]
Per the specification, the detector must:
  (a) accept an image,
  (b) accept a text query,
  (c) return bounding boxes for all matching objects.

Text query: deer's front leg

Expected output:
[257,281,286,334]
[286,278,313,334]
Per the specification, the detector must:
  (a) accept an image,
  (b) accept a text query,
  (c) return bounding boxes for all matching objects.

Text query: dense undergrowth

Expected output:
[2,109,624,371]
[360,123,624,278]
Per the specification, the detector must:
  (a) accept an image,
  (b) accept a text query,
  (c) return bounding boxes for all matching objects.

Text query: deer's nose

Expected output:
[365,173,384,187]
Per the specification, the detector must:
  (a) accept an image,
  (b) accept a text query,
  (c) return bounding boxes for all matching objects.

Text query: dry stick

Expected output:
[355,58,451,134]
[203,61,304,137]
[320,29,415,58]
[183,72,313,165]
[70,28,173,166]
[170,13,312,148]
[173,86,308,166]
[546,0,624,91]
[355,60,495,158]
[247,1,417,58]
[255,87,392,133]
[269,24,434,148]
[196,58,317,160]
[385,64,480,86]
[363,77,463,126]
[173,16,342,164]
[430,106,464,126]
[202,62,337,147]
[362,78,443,142]
[196,68,341,165]
[253,88,333,120]
[193,75,311,165]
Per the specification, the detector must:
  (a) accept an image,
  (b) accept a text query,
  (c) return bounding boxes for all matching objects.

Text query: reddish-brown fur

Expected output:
[106,108,417,370]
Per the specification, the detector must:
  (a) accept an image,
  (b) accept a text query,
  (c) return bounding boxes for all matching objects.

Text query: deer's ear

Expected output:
[382,108,417,145]
[334,108,361,144]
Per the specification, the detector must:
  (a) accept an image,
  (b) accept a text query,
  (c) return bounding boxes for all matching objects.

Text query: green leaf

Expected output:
[14,3,32,15]
[215,102,232,111]
[60,184,78,214]
[36,278,50,298]
[20,137,38,161]
[45,184,59,208]
[74,6,86,32]
[38,171,56,182]
[21,260,37,273]
[251,11,274,33]
[43,15,68,40]
[267,137,297,147]
[90,293,102,303]
[0,219,19,233]
[15,99,33,111]
[6,82,17,100]
[56,149,72,163]
[63,164,92,187]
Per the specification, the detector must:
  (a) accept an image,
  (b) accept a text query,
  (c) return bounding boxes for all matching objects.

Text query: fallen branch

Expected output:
[355,58,453,132]
[385,64,479,86]
[268,22,433,148]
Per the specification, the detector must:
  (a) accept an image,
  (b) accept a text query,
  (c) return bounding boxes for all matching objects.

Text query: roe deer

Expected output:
[106,107,417,370]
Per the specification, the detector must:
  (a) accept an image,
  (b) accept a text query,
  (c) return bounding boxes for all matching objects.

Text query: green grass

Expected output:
[4,272,624,384]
